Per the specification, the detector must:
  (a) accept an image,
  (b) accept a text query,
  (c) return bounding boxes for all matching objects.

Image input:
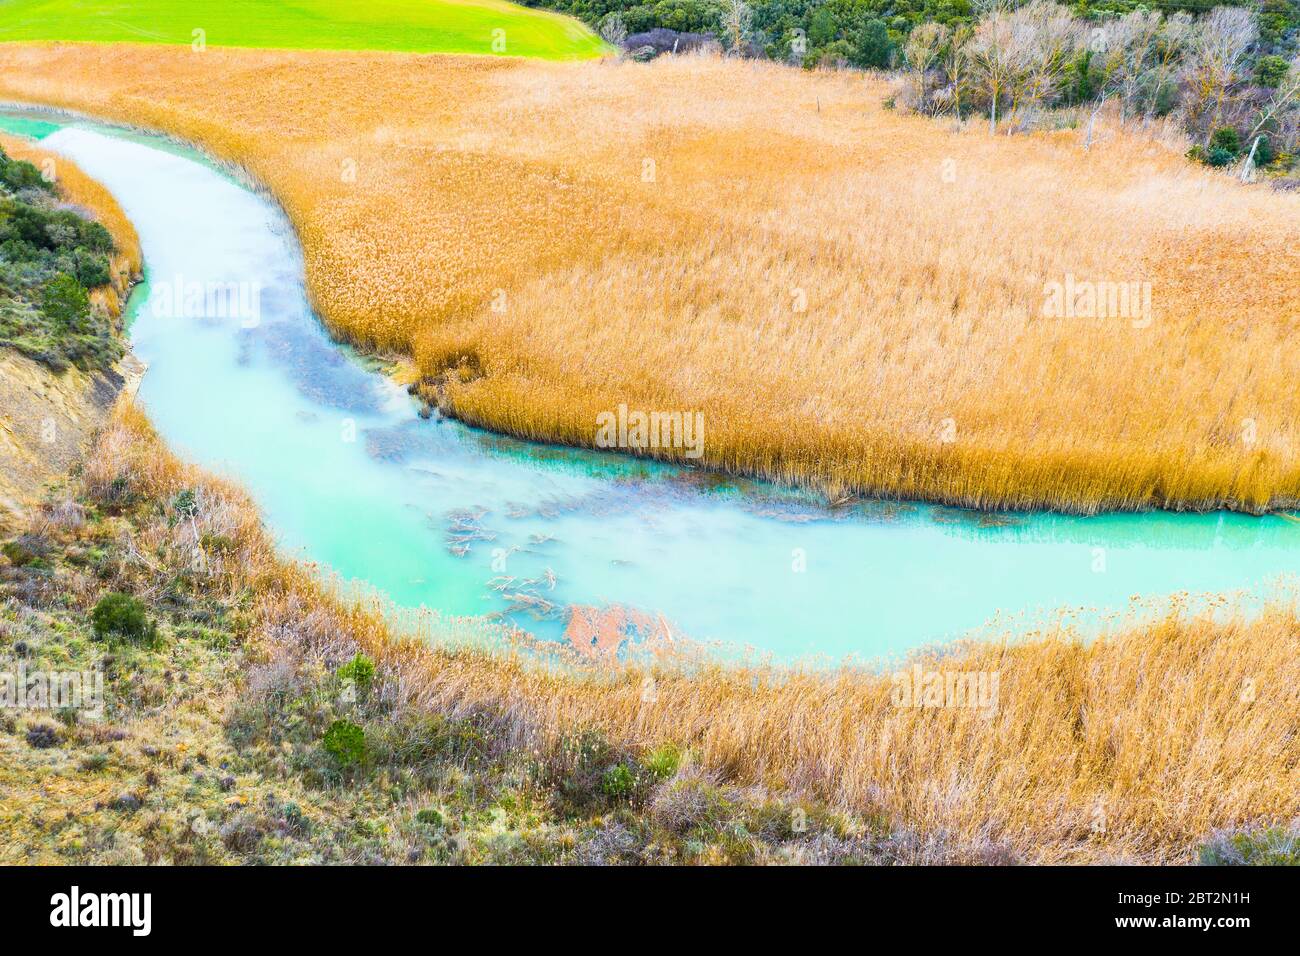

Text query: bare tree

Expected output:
[965,8,1022,132]
[966,1,1079,133]
[1144,12,1195,121]
[720,0,753,57]
[1181,6,1258,141]
[1011,1,1082,119]
[1247,53,1300,141]
[599,13,628,49]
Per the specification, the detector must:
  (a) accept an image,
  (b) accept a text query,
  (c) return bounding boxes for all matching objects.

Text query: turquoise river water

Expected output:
[4,110,1297,663]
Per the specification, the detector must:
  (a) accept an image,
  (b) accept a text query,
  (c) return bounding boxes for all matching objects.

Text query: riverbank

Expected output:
[4,401,1299,863]
[1,44,1297,515]
[0,135,142,533]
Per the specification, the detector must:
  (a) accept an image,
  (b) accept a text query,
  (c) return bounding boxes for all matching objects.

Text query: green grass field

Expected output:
[0,0,607,60]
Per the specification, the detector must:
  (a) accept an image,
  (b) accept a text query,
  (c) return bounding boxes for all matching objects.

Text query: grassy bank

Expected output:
[0,134,141,531]
[0,0,606,60]
[2,401,1298,863]
[0,45,1296,513]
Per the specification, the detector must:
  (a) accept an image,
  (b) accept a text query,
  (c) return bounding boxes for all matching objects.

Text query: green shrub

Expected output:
[91,592,157,645]
[1250,135,1275,167]
[1205,146,1236,168]
[1255,54,1291,89]
[172,488,199,518]
[415,808,444,827]
[337,652,376,699]
[322,719,367,769]
[2,539,42,568]
[601,762,637,800]
[0,149,52,193]
[643,743,682,780]
[1209,126,1241,157]
[40,273,90,333]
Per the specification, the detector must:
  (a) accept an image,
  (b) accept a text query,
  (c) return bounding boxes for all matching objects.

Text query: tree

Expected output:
[41,273,90,333]
[720,0,753,55]
[904,22,951,111]
[1181,6,1258,142]
[850,19,893,69]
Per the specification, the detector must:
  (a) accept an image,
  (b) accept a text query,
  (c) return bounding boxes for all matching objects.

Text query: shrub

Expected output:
[642,743,682,780]
[1206,146,1236,168]
[601,762,637,800]
[91,592,157,645]
[849,19,893,69]
[1250,135,1275,167]
[337,652,376,699]
[322,719,367,769]
[1255,54,1291,89]
[0,149,52,193]
[172,488,199,518]
[1,537,44,568]
[415,808,444,827]
[1209,126,1241,157]
[40,273,90,333]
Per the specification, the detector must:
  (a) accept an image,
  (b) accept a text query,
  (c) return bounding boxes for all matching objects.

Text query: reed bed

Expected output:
[1,43,1297,513]
[79,401,1300,863]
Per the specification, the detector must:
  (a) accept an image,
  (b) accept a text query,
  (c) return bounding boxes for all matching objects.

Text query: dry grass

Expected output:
[0,43,1297,512]
[74,400,1300,863]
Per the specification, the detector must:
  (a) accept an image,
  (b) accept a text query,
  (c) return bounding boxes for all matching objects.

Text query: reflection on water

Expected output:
[7,109,1297,664]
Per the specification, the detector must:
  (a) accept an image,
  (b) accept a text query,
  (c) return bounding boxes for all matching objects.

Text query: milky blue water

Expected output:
[7,110,1297,662]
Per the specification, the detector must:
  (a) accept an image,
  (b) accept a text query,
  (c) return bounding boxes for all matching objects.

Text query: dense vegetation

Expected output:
[0,147,122,372]
[4,404,1297,864]
[532,0,1299,170]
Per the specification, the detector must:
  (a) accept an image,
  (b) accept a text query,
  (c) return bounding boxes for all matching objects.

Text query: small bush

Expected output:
[337,652,376,699]
[415,808,444,827]
[601,763,636,800]
[2,538,44,568]
[1209,127,1241,157]
[1206,146,1236,168]
[40,273,90,333]
[322,719,367,769]
[90,592,157,645]
[642,743,682,780]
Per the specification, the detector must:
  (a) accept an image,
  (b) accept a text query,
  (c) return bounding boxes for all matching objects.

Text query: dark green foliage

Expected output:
[415,807,444,826]
[1209,126,1242,157]
[1252,135,1275,166]
[40,273,90,332]
[1206,146,1236,167]
[337,652,377,699]
[849,18,893,68]
[91,592,158,645]
[1255,53,1291,88]
[0,147,53,194]
[0,174,121,372]
[322,719,368,769]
